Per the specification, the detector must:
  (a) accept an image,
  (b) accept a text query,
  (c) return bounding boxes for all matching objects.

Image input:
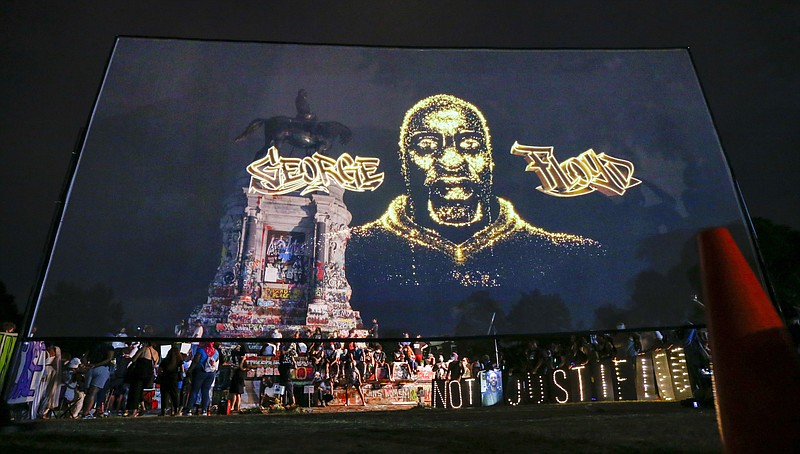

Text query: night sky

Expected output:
[1,2,797,336]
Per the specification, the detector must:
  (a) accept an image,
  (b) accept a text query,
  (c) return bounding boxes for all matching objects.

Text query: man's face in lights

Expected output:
[403,96,493,227]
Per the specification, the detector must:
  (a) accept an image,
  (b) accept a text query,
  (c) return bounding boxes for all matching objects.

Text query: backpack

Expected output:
[203,352,219,372]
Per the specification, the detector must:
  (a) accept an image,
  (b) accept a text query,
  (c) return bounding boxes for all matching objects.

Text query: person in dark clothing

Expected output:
[228,343,247,413]
[158,344,183,416]
[125,342,159,417]
[344,357,367,406]
[108,347,133,415]
[447,353,464,380]
[368,319,379,338]
[278,344,297,407]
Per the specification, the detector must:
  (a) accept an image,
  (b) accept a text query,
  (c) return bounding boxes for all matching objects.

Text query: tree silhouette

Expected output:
[505,290,573,335]
[0,281,21,327]
[453,291,504,336]
[593,302,630,330]
[753,217,800,317]
[35,282,127,336]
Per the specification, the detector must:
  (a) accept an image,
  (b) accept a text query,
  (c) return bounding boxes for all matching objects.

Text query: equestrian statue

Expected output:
[235,89,352,160]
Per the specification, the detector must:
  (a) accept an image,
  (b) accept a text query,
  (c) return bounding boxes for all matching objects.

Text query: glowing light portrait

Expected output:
[351,94,599,265]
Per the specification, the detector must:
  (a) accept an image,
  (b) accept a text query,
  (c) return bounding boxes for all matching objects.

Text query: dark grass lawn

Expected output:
[0,401,721,453]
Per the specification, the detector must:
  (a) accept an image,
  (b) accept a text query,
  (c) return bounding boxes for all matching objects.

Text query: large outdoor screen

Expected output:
[31,38,761,338]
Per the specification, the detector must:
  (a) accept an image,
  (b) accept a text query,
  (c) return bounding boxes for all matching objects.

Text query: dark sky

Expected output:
[1,1,798,331]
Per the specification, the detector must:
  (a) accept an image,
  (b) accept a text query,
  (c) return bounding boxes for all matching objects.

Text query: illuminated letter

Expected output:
[247,147,283,194]
[552,369,569,404]
[354,156,385,191]
[449,380,463,409]
[463,378,476,406]
[507,378,523,406]
[432,380,448,408]
[511,143,574,194]
[595,152,640,196]
[571,366,586,402]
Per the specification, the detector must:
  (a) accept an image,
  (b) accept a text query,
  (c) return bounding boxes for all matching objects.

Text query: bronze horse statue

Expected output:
[235,90,352,160]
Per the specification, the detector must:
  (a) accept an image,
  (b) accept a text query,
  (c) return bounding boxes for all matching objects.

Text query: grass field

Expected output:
[0,401,721,453]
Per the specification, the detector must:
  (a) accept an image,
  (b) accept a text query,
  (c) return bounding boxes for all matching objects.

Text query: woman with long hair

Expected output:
[228,343,247,413]
[125,342,159,417]
[158,343,183,416]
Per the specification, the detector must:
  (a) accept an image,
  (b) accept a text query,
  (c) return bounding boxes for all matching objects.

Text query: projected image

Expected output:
[481,370,503,406]
[31,39,759,337]
[262,232,308,285]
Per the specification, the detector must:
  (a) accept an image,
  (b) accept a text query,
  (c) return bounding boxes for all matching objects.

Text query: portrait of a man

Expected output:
[346,94,604,335]
[481,369,503,407]
[353,94,598,264]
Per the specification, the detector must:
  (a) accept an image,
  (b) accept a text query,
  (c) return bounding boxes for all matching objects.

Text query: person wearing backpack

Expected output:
[188,342,219,416]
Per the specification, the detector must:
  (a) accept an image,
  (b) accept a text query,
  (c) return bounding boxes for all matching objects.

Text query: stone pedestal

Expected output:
[191,185,362,337]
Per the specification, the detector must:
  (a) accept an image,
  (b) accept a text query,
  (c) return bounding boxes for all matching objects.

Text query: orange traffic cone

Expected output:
[697,227,800,453]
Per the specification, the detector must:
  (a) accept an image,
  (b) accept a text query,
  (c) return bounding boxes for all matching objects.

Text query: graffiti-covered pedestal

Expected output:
[191,184,362,336]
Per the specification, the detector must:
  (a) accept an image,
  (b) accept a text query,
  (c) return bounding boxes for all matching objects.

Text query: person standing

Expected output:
[125,342,159,417]
[158,344,183,416]
[447,353,464,381]
[277,344,297,407]
[228,343,247,413]
[344,357,367,406]
[190,320,204,355]
[37,345,62,419]
[80,341,115,418]
[188,342,219,416]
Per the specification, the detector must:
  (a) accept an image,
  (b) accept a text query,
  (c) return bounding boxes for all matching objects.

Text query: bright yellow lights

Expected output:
[507,379,523,406]
[399,94,493,177]
[553,369,569,404]
[427,200,483,227]
[511,143,641,197]
[354,195,599,265]
[425,108,464,136]
[442,186,473,201]
[247,146,384,196]
[399,94,493,227]
[572,365,586,402]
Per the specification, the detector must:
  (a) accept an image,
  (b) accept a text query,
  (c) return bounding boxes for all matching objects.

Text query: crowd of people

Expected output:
[4,321,715,420]
[27,339,229,419]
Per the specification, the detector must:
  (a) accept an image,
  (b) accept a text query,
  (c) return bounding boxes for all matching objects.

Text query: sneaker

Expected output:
[82,414,95,419]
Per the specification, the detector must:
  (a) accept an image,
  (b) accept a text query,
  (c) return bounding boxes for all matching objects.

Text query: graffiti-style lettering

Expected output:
[247,146,384,196]
[263,287,304,300]
[8,341,45,402]
[511,142,641,197]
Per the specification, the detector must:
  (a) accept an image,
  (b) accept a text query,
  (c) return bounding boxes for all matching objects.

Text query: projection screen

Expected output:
[31,38,763,338]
